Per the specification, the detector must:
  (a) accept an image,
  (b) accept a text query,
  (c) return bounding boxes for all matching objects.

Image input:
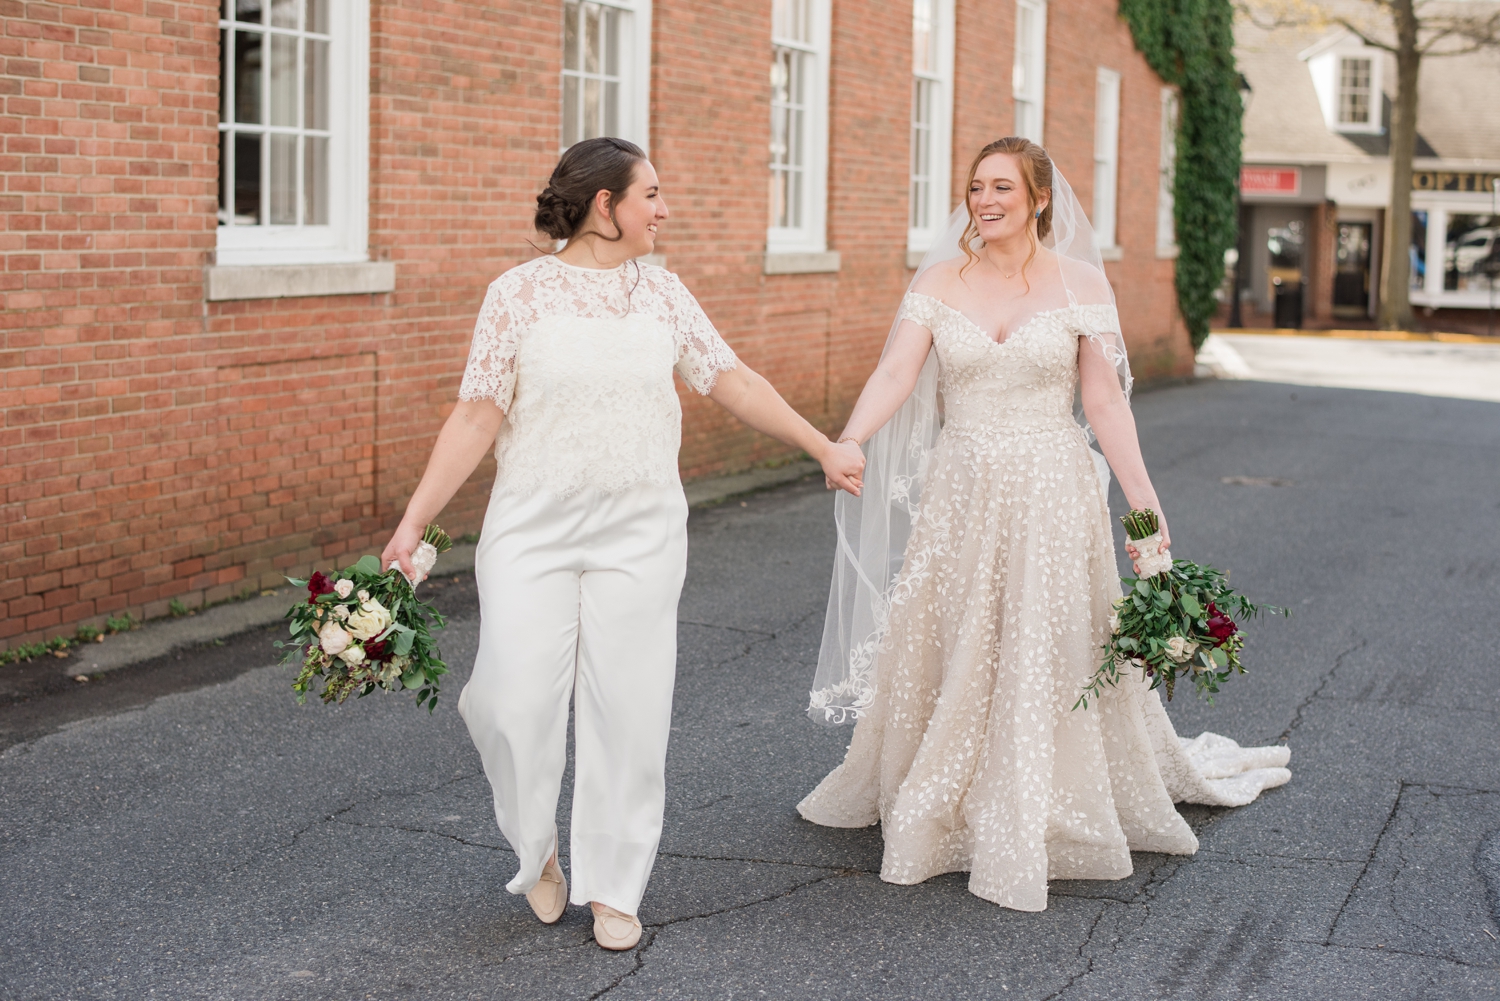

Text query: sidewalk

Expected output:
[1198,331,1500,403]
[48,460,821,679]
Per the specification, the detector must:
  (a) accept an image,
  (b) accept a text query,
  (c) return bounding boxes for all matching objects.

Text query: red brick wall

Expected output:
[1041,1,1192,379]
[3,0,1191,650]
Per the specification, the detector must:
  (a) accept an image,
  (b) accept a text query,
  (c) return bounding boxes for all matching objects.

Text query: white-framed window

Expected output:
[1012,0,1046,144]
[1338,56,1372,127]
[1157,87,1179,252]
[909,0,955,255]
[768,0,831,255]
[217,0,370,266]
[561,0,652,151]
[1093,67,1121,251]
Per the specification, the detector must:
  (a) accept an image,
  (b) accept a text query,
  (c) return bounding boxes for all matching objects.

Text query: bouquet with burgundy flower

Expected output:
[1074,509,1283,710]
[275,525,453,711]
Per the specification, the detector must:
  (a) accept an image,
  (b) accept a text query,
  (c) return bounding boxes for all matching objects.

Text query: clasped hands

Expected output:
[817,438,866,496]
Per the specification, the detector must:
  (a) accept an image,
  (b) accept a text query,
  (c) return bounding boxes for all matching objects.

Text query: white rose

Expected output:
[346,597,392,641]
[357,590,370,602]
[1164,636,1197,663]
[1108,610,1121,633]
[334,579,354,599]
[332,604,350,620]
[318,621,352,657]
[339,644,366,666]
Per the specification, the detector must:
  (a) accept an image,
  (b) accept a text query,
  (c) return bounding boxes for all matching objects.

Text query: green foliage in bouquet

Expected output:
[1075,509,1284,710]
[276,525,452,711]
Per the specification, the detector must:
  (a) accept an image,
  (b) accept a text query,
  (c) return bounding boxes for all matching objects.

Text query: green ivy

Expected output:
[1119,0,1242,349]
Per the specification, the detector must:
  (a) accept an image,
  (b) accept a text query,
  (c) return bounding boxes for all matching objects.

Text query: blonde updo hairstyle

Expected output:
[959,136,1054,281]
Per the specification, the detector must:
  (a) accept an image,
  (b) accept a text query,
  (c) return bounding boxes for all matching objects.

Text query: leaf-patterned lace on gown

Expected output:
[797,292,1290,911]
[458,256,738,497]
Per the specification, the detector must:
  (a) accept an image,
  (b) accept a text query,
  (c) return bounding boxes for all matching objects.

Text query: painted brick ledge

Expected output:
[49,460,822,678]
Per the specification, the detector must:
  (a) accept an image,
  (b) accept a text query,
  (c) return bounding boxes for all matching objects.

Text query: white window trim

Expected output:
[767,0,832,257]
[1093,67,1121,253]
[1012,0,1046,145]
[1301,34,1383,137]
[1157,87,1179,254]
[216,0,371,267]
[1410,197,1500,309]
[560,0,652,153]
[908,0,955,256]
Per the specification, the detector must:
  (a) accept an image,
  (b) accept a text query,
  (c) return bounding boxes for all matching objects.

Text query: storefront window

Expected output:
[1444,213,1500,292]
[1409,210,1427,290]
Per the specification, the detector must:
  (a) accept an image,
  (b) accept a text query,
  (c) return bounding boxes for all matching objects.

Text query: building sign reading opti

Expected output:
[1240,167,1301,195]
[1412,171,1500,193]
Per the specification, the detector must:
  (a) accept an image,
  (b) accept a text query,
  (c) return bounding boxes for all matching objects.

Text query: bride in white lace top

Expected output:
[798,138,1290,911]
[382,138,865,949]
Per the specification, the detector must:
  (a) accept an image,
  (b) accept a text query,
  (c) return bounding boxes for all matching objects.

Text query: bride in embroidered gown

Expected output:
[798,138,1290,912]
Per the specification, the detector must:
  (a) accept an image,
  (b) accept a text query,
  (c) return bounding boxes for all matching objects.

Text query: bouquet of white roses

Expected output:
[1074,509,1283,710]
[276,525,453,711]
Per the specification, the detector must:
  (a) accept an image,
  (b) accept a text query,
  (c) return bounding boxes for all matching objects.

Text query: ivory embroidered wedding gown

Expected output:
[797,292,1291,912]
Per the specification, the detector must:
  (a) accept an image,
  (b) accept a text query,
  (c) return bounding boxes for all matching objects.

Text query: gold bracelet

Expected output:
[837,436,860,446]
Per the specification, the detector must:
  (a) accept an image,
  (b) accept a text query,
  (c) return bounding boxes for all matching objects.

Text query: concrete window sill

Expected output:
[1098,245,1125,262]
[204,262,397,301]
[763,251,841,275]
[1156,244,1180,260]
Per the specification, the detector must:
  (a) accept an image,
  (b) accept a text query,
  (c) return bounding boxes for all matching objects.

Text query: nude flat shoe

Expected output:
[590,902,642,951]
[525,832,567,925]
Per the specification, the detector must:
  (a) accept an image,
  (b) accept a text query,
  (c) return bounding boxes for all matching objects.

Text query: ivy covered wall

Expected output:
[1119,0,1243,348]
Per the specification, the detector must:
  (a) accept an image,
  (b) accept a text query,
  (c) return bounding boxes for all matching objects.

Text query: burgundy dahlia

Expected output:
[363,638,392,662]
[1205,602,1238,643]
[307,571,336,603]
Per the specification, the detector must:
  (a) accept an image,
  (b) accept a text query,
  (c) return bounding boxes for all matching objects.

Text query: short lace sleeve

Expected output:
[1072,303,1122,339]
[658,271,738,395]
[457,280,519,410]
[898,291,944,331]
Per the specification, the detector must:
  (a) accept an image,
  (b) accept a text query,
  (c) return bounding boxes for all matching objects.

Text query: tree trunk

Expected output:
[1379,0,1420,330]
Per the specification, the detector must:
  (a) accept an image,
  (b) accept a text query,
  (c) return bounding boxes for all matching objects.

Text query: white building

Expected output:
[1234,17,1500,324]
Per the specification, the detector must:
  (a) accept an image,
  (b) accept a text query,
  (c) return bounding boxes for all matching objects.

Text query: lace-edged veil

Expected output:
[806,162,1132,725]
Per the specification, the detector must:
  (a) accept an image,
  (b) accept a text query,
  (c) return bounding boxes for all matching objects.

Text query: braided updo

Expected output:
[534,137,647,242]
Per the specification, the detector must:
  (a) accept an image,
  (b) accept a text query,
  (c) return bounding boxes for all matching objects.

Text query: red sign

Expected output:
[1240,167,1301,195]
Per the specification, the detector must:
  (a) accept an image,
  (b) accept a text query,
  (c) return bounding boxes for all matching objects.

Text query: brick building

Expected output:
[2,0,1193,648]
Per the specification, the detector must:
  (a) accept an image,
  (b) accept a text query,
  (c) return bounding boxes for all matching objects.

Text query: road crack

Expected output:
[1279,635,1367,743]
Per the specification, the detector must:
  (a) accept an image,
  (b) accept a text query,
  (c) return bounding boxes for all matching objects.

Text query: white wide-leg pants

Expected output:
[457,483,688,916]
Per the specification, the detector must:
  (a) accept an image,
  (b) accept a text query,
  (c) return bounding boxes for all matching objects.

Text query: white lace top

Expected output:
[458,255,739,497]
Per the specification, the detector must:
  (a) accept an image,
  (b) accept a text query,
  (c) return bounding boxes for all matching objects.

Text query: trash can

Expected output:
[1272,277,1303,329]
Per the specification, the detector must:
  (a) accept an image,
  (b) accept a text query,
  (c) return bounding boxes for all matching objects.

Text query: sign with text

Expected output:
[1412,171,1500,194]
[1241,167,1301,196]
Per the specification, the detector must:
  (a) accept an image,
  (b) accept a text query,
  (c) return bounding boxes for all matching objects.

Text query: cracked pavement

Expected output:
[2,378,1498,999]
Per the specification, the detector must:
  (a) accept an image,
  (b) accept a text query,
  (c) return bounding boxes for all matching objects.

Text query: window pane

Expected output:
[563,74,579,147]
[1444,212,1500,291]
[564,1,579,71]
[912,0,934,74]
[1410,211,1427,289]
[305,39,327,130]
[269,33,296,127]
[585,3,600,74]
[220,30,231,122]
[304,135,328,224]
[269,132,296,224]
[305,0,327,33]
[234,132,261,224]
[604,80,618,135]
[218,130,231,225]
[235,30,262,124]
[604,7,618,77]
[269,0,296,29]
[235,0,262,23]
[583,77,600,140]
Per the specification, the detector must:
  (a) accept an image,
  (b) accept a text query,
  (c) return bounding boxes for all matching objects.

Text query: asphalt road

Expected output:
[2,375,1498,1000]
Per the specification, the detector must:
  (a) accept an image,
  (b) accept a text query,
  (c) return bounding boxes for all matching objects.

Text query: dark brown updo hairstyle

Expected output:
[534,136,647,243]
[959,136,1054,283]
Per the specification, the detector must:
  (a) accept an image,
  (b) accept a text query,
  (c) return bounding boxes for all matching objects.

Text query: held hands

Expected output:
[820,438,866,496]
[380,520,426,585]
[1123,512,1171,576]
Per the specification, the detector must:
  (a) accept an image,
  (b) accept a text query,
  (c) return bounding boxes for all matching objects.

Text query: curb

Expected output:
[51,460,823,679]
[1212,327,1499,345]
